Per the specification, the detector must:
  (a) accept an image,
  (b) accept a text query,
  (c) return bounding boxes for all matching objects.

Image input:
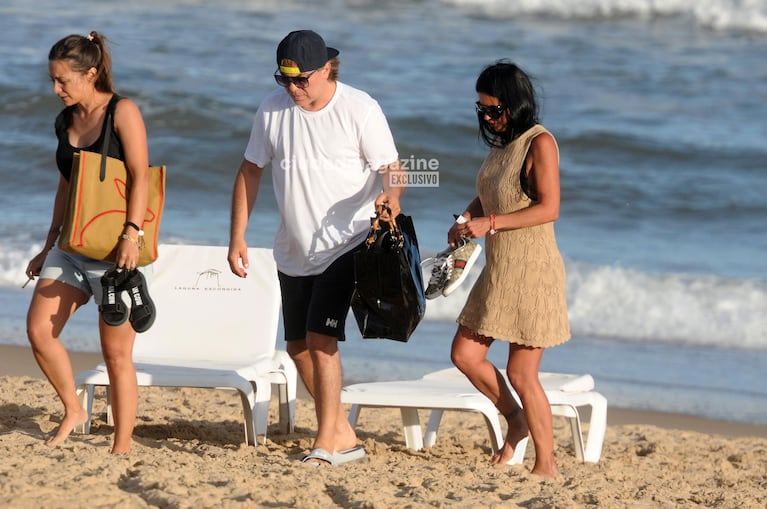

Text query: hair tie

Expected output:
[87,32,96,42]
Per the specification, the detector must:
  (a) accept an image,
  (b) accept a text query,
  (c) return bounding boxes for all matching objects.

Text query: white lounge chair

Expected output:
[341,367,607,463]
[75,244,296,446]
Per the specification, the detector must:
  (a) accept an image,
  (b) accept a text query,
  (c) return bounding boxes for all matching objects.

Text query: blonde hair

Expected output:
[328,57,340,81]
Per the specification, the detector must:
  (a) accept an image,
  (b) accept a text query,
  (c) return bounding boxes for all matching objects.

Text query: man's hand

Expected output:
[374,192,401,221]
[227,239,249,278]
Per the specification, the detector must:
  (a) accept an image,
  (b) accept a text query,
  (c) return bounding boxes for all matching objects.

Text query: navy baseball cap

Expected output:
[276,30,339,74]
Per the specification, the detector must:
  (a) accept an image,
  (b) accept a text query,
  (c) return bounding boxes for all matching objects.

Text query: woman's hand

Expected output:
[25,250,48,281]
[447,222,463,248]
[461,216,493,239]
[448,215,493,246]
[116,236,141,270]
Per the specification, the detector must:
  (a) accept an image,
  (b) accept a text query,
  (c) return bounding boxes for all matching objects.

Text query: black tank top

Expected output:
[55,94,125,181]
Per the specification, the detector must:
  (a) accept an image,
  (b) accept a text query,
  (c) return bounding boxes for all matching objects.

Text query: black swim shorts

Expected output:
[277,247,358,341]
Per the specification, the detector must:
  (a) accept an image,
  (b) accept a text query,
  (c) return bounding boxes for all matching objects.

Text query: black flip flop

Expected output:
[99,268,129,326]
[123,269,156,333]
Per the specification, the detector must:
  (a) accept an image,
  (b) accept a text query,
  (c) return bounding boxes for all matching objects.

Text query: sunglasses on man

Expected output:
[273,68,320,89]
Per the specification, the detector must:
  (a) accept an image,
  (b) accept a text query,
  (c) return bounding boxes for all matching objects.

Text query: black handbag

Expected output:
[350,207,426,342]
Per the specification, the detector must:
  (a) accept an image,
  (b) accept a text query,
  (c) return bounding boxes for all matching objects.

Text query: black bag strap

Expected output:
[98,95,121,182]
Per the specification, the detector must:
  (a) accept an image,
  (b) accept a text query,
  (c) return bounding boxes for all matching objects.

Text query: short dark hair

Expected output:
[475,60,539,148]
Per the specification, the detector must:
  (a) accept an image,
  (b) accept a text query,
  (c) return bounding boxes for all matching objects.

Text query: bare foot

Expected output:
[45,407,88,448]
[531,466,559,478]
[111,433,133,454]
[491,408,529,467]
[531,452,559,478]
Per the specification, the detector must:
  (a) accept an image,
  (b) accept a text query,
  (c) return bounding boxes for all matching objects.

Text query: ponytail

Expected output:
[49,31,114,93]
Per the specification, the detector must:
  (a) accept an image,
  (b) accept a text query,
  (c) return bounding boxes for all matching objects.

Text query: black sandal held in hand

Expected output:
[123,269,156,333]
[99,268,130,326]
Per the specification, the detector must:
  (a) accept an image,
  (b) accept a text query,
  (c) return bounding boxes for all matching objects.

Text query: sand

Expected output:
[1,345,766,508]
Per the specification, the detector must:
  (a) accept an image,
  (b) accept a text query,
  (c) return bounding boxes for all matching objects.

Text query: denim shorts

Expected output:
[40,246,153,304]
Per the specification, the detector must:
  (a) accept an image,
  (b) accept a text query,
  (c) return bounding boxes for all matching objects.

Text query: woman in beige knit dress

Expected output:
[449,61,570,477]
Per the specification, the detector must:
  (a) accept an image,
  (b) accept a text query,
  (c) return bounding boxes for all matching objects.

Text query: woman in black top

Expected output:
[25,31,150,454]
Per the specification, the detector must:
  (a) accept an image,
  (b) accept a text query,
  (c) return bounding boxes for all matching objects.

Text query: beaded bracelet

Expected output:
[119,233,140,245]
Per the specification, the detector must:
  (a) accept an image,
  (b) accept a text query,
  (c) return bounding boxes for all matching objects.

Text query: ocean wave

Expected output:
[3,242,766,351]
[443,0,767,33]
[423,258,767,350]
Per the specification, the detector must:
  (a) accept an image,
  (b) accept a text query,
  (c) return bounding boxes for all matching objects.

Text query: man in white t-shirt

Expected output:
[227,30,403,466]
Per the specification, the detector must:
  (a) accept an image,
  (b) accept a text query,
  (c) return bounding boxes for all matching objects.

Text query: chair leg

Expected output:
[426,407,511,462]
[478,409,504,453]
[252,379,271,445]
[239,389,257,446]
[105,386,113,426]
[275,355,297,434]
[551,402,587,461]
[75,384,94,434]
[423,410,443,448]
[583,392,608,463]
[347,404,362,427]
[286,372,297,433]
[505,436,529,465]
[276,382,291,435]
[564,405,585,462]
[426,407,507,456]
[287,397,296,434]
[400,408,423,450]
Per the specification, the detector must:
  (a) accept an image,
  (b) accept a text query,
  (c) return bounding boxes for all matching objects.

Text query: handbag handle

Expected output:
[97,97,145,254]
[365,204,403,249]
[98,97,118,182]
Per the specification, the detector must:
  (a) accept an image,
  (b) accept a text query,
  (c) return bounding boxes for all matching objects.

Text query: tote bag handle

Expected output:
[365,204,403,249]
[98,96,119,182]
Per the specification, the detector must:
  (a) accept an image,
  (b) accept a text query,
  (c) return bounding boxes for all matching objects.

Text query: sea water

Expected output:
[1,0,765,424]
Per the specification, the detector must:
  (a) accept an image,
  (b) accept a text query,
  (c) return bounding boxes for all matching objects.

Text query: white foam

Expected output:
[423,259,767,350]
[441,0,767,33]
[567,261,767,348]
[0,241,44,289]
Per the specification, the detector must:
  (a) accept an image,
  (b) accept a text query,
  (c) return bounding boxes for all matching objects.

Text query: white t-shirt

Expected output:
[244,82,399,276]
